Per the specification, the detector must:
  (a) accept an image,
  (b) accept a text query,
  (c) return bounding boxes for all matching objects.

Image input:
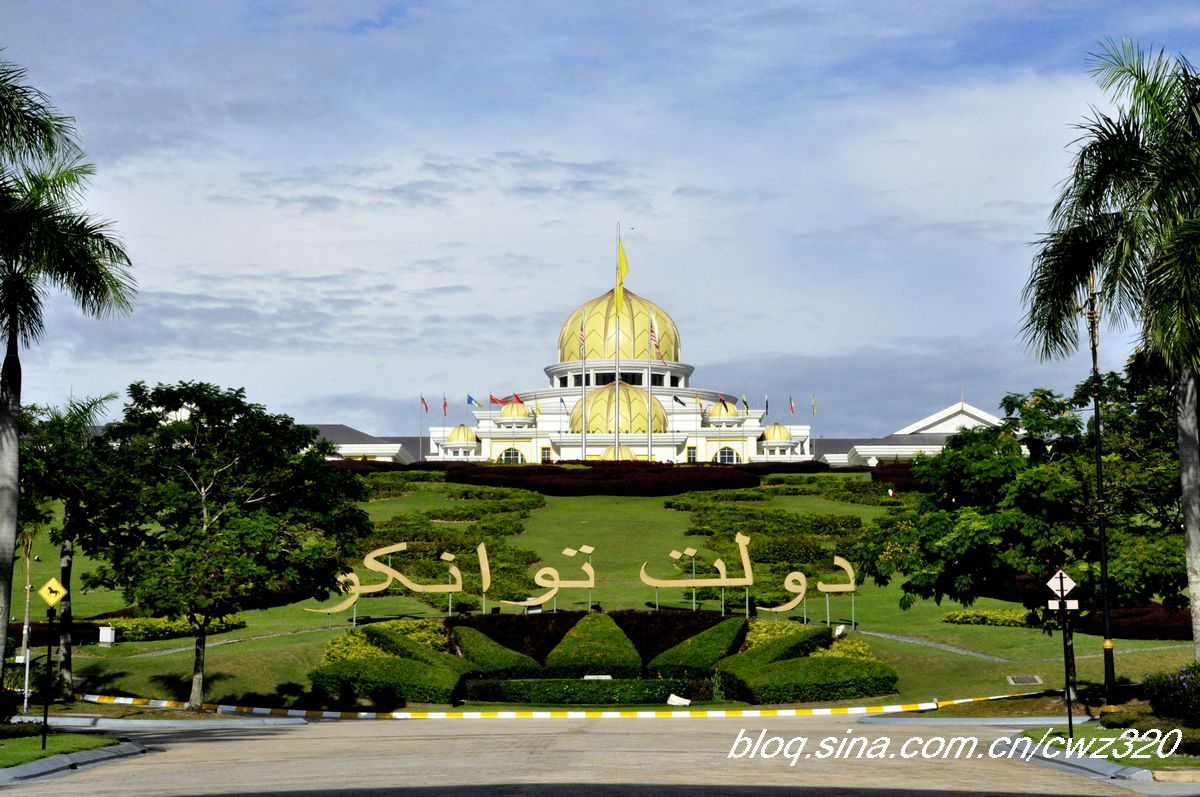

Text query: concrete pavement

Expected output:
[7,715,1191,796]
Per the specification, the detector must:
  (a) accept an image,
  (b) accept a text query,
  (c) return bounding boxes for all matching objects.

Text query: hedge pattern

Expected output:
[453,627,543,677]
[464,678,708,704]
[648,617,747,678]
[735,656,899,704]
[360,624,473,675]
[309,657,461,709]
[942,609,1031,628]
[543,614,643,678]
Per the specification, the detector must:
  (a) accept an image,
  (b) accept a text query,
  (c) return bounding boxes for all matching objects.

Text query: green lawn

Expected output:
[0,731,117,769]
[10,484,1193,718]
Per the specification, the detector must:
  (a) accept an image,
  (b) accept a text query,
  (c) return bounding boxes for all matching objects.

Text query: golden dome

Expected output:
[446,424,478,443]
[569,382,667,434]
[600,445,637,461]
[557,288,681,363]
[499,401,533,418]
[708,399,740,419]
[762,422,792,442]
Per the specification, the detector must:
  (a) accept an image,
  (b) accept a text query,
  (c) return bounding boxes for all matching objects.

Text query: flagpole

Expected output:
[646,316,652,463]
[580,314,588,461]
[614,223,621,460]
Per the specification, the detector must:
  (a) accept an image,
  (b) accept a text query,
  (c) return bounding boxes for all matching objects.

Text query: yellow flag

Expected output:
[615,238,630,314]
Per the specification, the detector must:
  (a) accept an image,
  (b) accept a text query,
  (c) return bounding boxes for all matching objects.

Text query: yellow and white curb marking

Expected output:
[79,690,1045,721]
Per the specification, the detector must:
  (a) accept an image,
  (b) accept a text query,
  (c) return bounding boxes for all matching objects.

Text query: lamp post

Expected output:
[1087,273,1116,697]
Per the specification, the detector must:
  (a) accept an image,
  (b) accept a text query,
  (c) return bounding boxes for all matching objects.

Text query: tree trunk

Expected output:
[189,619,208,709]
[1178,368,1200,663]
[57,526,73,700]
[0,329,21,686]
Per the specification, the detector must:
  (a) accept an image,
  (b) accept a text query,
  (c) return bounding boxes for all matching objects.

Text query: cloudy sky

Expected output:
[3,2,1198,438]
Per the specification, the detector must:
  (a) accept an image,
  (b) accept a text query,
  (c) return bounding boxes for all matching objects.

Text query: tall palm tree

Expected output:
[0,160,134,682]
[0,57,76,166]
[1023,38,1200,661]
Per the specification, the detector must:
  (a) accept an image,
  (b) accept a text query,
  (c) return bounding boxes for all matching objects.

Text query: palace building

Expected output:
[424,286,813,464]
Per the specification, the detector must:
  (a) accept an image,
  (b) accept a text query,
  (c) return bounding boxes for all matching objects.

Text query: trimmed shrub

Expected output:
[648,617,747,678]
[368,619,449,652]
[720,625,833,674]
[464,678,708,705]
[453,627,542,677]
[742,656,899,704]
[942,609,1031,628]
[810,637,879,662]
[544,614,642,678]
[1143,662,1200,725]
[360,625,472,675]
[321,631,390,664]
[309,658,461,709]
[106,615,245,642]
[744,619,823,649]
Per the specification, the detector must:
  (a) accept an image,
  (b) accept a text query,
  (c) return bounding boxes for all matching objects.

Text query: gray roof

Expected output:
[310,424,388,445]
[812,432,952,458]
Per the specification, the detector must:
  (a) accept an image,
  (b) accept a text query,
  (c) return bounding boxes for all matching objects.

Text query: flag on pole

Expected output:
[534,398,541,415]
[764,395,769,416]
[615,237,630,315]
[811,393,817,416]
[420,395,429,413]
[741,394,749,412]
[489,394,509,405]
[673,395,686,407]
[649,314,666,362]
[467,394,482,408]
[442,394,448,417]
[579,314,586,358]
[695,395,704,411]
[789,395,795,416]
[513,393,525,405]
[559,396,567,409]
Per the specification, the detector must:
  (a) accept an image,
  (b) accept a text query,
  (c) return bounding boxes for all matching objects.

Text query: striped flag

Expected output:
[764,395,769,416]
[789,395,795,416]
[467,394,482,408]
[649,314,665,362]
[579,314,586,358]
[534,398,541,415]
[420,395,429,413]
[741,394,749,411]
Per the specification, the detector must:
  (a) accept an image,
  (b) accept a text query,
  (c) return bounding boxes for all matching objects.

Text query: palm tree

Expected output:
[0,57,76,166]
[1023,38,1200,661]
[0,160,134,682]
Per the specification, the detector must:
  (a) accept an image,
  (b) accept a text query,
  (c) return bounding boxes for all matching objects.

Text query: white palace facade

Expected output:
[425,286,813,465]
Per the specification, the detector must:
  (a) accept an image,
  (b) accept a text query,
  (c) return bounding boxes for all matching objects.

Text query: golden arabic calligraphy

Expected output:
[306,537,854,614]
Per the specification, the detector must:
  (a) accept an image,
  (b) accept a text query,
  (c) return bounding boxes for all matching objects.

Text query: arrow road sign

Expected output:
[36,577,67,608]
[1046,570,1076,599]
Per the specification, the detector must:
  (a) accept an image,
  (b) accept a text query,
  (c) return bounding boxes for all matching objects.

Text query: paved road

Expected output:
[6,716,1183,796]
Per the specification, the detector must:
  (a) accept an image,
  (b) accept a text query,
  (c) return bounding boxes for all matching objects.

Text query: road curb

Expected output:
[0,741,147,783]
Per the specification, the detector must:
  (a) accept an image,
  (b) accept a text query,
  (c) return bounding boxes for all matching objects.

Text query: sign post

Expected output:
[36,578,67,751]
[1046,570,1079,741]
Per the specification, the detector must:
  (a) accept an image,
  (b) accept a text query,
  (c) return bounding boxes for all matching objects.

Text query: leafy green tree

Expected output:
[1023,39,1200,659]
[23,394,114,696]
[87,382,372,708]
[858,369,1186,618]
[0,57,134,682]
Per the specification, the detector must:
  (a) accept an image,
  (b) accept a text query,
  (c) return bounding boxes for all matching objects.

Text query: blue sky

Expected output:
[4,2,1199,437]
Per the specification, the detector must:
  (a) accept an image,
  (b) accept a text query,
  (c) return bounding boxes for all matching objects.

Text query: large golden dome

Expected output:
[557,288,681,363]
[446,423,478,443]
[569,382,668,434]
[762,422,792,442]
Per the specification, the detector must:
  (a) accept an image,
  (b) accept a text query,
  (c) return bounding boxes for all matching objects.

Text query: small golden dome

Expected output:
[499,401,533,418]
[762,422,792,442]
[600,444,637,461]
[708,399,740,419]
[557,288,681,363]
[446,424,478,443]
[569,382,667,434]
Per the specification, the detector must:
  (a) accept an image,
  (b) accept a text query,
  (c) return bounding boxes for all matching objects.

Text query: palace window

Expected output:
[498,448,526,464]
[572,374,592,387]
[540,447,552,463]
[686,446,697,463]
[620,372,642,385]
[650,373,664,386]
[559,376,568,387]
[595,372,616,386]
[713,447,741,465]
[670,376,680,387]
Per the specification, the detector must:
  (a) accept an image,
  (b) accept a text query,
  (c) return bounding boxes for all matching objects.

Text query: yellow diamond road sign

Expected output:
[37,577,67,608]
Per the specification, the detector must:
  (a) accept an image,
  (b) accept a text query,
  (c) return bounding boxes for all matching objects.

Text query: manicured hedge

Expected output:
[360,624,473,675]
[464,678,708,704]
[321,630,390,664]
[718,625,833,676]
[942,609,1031,628]
[453,627,543,677]
[308,657,461,709]
[738,656,898,705]
[443,461,761,497]
[544,614,642,678]
[648,617,746,678]
[106,615,245,642]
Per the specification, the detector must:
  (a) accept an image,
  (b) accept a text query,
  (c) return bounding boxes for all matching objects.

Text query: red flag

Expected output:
[442,394,448,417]
[420,395,429,413]
[579,316,586,358]
[789,395,795,416]
[513,393,525,404]
[489,394,509,405]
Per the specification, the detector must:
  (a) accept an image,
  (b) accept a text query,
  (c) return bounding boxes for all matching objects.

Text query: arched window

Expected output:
[713,447,741,464]
[498,448,526,464]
